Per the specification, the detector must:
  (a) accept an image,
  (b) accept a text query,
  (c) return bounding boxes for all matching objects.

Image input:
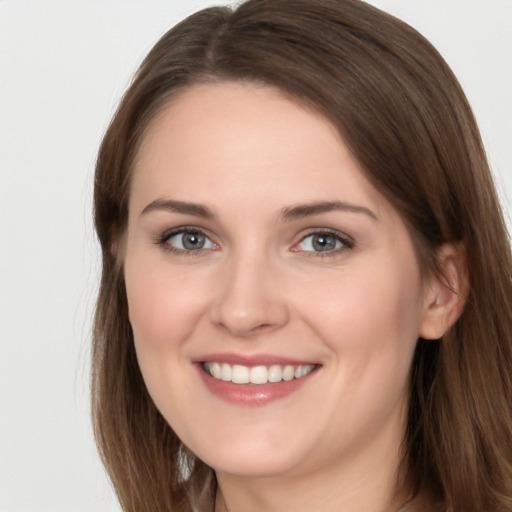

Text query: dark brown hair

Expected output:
[92,1,512,510]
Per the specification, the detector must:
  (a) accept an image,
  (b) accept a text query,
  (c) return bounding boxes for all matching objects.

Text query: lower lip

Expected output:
[196,365,318,407]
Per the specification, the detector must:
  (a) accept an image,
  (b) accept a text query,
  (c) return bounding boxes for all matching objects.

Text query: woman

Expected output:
[92,0,512,510]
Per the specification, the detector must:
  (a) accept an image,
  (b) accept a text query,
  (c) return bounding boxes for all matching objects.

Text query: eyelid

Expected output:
[154,226,219,254]
[153,225,353,257]
[291,228,355,255]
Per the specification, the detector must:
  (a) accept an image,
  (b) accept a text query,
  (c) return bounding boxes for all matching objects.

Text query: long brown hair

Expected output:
[92,1,512,510]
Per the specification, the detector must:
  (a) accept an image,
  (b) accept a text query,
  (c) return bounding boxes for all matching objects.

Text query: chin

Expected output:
[204,453,299,479]
[188,432,308,479]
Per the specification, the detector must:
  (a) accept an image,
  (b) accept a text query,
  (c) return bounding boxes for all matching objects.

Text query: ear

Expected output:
[419,243,468,340]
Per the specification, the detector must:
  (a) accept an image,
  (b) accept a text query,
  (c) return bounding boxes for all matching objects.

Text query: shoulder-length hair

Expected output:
[92,1,512,510]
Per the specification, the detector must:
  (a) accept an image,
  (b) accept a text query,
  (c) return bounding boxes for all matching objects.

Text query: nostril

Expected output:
[213,319,277,337]
[252,323,276,333]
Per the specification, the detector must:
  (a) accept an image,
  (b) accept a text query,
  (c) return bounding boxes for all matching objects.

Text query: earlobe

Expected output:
[419,243,468,340]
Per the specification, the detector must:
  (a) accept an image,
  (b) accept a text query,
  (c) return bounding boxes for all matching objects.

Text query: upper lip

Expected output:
[193,352,319,367]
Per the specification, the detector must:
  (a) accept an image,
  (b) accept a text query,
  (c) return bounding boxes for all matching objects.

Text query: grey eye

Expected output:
[297,233,345,252]
[166,230,215,251]
[312,234,338,251]
[182,232,205,250]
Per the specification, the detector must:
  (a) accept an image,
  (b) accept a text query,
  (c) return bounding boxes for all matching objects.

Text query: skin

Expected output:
[123,82,460,512]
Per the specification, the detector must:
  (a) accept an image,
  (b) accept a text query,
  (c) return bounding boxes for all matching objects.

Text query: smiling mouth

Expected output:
[202,362,317,385]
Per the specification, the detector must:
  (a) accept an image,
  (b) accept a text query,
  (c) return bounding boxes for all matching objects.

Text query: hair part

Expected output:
[92,1,512,510]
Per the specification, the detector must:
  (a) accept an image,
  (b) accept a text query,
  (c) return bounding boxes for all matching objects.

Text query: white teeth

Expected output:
[283,365,295,381]
[268,364,283,382]
[250,365,268,384]
[204,362,315,385]
[210,362,222,379]
[232,364,249,384]
[221,363,231,381]
[298,365,310,378]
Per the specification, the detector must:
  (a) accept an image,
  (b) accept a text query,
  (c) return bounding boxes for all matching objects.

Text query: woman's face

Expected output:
[124,82,435,480]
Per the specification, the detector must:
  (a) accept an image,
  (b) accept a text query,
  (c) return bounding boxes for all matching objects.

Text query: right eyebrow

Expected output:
[140,199,215,219]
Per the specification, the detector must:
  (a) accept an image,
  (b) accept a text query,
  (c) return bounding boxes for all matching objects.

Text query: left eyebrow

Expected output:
[279,201,379,222]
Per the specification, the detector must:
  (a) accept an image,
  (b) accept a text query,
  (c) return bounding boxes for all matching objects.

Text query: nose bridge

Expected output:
[210,245,289,336]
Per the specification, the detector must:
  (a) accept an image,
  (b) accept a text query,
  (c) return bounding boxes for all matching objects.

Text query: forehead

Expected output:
[130,81,391,220]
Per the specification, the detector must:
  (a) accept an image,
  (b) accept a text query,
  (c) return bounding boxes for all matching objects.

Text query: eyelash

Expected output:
[154,226,218,257]
[293,229,355,258]
[154,227,355,258]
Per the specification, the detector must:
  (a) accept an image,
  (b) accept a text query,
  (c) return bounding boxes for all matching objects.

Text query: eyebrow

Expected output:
[140,199,215,219]
[140,198,378,222]
[280,201,379,222]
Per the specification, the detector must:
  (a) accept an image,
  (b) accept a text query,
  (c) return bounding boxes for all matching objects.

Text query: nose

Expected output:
[209,253,290,337]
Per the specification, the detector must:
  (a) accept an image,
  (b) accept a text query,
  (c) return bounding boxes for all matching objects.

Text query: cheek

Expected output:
[305,264,420,334]
[297,260,423,383]
[124,257,208,351]
[123,257,209,417]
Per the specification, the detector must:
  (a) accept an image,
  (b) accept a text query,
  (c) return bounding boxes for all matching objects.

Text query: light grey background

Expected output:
[1,1,510,511]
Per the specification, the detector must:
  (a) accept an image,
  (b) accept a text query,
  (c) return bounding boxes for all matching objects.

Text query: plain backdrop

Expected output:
[0,1,511,510]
